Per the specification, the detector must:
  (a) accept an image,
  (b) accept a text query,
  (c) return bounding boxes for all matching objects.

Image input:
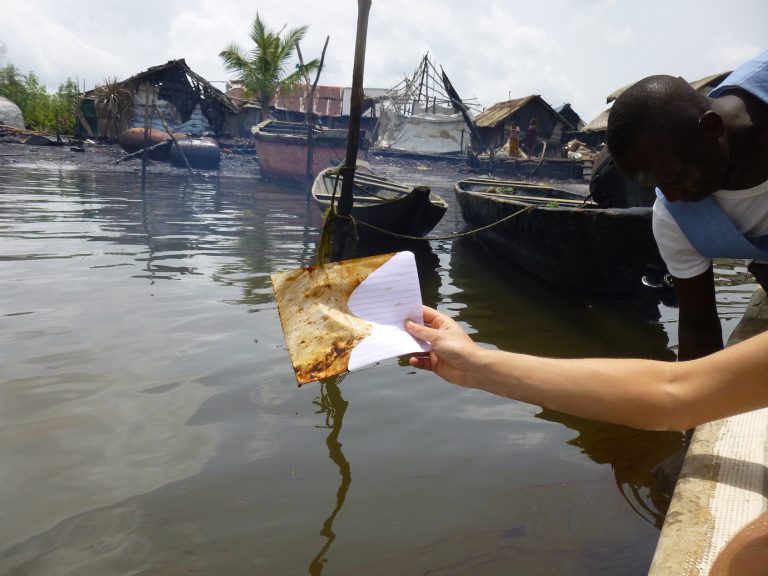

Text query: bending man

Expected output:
[606,50,768,361]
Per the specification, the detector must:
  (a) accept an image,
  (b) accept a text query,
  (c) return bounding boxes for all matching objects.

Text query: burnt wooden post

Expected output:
[330,0,372,262]
[153,103,194,177]
[141,88,150,190]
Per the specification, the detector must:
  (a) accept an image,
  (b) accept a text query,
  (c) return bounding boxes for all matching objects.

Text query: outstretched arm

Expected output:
[406,306,768,431]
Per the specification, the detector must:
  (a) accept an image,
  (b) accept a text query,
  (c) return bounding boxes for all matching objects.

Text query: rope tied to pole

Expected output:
[335,204,536,243]
[317,163,536,261]
[316,165,347,264]
[317,164,535,265]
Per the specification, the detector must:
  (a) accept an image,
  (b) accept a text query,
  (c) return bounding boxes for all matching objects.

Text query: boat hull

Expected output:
[454,181,669,300]
[313,166,447,244]
[474,157,586,180]
[252,120,359,183]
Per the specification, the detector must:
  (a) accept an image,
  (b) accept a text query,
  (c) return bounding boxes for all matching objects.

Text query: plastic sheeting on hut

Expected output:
[374,53,478,155]
[0,96,25,129]
[377,102,471,154]
[129,83,211,135]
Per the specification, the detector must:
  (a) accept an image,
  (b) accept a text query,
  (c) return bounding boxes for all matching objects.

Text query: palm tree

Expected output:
[219,13,319,117]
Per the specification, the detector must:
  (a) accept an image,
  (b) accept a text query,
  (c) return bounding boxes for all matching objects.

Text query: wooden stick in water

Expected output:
[153,103,194,177]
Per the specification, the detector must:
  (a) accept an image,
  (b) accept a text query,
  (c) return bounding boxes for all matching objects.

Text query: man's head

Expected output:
[607,75,729,202]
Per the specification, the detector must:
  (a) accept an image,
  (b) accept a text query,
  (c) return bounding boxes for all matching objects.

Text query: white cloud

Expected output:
[1,0,766,123]
[706,42,765,72]
[3,1,125,86]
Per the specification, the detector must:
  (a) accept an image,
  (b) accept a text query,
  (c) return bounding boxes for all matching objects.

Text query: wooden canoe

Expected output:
[312,163,448,244]
[454,177,671,300]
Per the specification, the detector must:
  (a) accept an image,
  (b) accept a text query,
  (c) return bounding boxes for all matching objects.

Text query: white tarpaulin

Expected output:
[375,53,477,155]
[377,103,470,154]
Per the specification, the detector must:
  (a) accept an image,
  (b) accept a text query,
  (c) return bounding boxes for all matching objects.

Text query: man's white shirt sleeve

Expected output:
[652,198,712,279]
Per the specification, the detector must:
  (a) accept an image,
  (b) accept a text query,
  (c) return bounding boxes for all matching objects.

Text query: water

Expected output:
[0,163,756,575]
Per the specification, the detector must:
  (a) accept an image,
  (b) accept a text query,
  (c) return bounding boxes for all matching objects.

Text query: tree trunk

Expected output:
[260,96,271,120]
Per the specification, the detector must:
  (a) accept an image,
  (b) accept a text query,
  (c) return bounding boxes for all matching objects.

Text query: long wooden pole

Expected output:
[141,89,150,190]
[330,0,372,262]
[153,103,194,177]
[296,37,330,198]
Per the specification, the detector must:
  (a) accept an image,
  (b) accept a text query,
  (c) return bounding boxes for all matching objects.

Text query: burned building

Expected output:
[78,59,238,140]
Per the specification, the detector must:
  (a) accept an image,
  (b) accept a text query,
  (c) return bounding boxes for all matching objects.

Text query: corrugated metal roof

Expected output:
[227,85,346,117]
[474,96,535,128]
[274,85,345,117]
[225,86,251,105]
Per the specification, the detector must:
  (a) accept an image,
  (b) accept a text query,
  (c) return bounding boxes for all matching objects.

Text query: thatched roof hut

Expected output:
[581,69,732,145]
[474,95,574,151]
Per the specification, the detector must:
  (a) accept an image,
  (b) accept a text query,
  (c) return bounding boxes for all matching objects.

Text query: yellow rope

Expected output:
[316,165,355,264]
[315,205,336,265]
[315,170,341,264]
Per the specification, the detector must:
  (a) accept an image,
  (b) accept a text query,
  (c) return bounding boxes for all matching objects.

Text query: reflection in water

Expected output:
[0,168,328,562]
[536,410,684,528]
[308,376,351,575]
[302,200,317,267]
[4,164,753,575]
[448,237,682,528]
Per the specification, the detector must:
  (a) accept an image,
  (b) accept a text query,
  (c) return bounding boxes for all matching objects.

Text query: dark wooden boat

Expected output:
[312,163,448,244]
[470,156,587,180]
[454,177,670,300]
[252,119,363,183]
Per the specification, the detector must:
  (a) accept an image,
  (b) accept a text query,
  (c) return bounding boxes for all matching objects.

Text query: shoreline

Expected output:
[0,137,261,179]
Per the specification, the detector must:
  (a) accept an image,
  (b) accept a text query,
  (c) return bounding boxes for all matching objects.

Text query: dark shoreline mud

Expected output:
[0,135,590,197]
[0,137,470,188]
[0,137,261,178]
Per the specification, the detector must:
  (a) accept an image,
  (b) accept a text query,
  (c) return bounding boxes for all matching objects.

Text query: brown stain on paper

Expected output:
[271,253,395,385]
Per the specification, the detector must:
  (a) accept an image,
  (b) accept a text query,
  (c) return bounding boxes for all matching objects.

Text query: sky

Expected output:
[1,0,766,123]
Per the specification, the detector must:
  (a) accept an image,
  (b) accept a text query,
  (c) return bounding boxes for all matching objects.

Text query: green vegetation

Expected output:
[0,59,80,133]
[93,78,133,140]
[487,186,516,194]
[219,12,319,116]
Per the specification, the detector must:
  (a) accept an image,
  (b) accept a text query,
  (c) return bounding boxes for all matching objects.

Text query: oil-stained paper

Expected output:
[271,251,429,385]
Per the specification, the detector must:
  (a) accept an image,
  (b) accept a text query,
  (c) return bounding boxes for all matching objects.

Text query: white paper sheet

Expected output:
[347,251,430,371]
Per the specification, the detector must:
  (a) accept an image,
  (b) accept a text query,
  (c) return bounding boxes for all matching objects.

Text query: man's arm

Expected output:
[672,266,723,360]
